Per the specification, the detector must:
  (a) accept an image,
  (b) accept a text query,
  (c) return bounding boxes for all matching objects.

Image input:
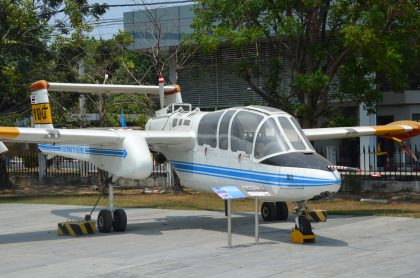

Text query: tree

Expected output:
[0,0,108,187]
[192,0,419,127]
[0,0,108,125]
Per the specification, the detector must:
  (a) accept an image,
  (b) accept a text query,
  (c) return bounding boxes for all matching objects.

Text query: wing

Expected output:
[303,121,420,141]
[0,127,194,146]
[0,127,195,180]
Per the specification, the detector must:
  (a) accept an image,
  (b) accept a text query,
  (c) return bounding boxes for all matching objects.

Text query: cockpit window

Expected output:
[231,111,263,154]
[290,117,314,150]
[254,118,290,159]
[277,117,306,150]
[197,111,224,147]
[218,110,235,150]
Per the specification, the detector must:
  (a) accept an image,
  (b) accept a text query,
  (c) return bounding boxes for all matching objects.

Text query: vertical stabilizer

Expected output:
[164,84,183,107]
[29,80,53,129]
[159,75,165,109]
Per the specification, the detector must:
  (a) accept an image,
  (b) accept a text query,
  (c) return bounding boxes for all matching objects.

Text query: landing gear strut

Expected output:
[290,201,315,244]
[261,202,288,221]
[93,175,128,233]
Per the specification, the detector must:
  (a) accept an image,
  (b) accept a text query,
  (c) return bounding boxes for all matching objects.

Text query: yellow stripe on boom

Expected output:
[371,126,406,136]
[0,127,20,139]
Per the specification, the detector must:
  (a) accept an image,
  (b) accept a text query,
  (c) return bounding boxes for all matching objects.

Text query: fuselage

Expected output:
[146,105,341,202]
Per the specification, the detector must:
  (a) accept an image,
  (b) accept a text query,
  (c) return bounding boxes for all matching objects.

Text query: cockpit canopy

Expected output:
[197,107,314,161]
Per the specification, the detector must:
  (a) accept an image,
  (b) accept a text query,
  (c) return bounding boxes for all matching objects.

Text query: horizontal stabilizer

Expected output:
[48,82,177,95]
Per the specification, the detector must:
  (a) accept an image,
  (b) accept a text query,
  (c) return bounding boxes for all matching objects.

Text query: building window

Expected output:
[412,114,420,122]
[197,111,224,147]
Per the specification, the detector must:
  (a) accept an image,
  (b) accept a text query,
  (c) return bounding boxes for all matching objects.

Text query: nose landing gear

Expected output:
[290,202,315,244]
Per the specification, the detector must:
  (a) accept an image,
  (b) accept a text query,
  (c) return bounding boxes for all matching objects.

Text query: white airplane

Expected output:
[1,77,419,238]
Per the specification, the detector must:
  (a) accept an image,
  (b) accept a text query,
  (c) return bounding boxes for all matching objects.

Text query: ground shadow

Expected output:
[0,207,348,247]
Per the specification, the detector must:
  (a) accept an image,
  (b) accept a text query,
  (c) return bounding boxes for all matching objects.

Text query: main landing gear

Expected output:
[261,201,288,221]
[97,208,127,233]
[290,201,315,244]
[87,176,128,233]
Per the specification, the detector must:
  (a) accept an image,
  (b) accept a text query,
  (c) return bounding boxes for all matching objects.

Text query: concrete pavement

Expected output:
[0,203,419,277]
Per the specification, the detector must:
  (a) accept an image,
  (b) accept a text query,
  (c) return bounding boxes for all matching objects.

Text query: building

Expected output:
[124,4,420,171]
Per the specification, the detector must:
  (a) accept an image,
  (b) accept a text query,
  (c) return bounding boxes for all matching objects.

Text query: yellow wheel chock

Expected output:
[291,215,316,244]
[304,210,327,222]
[290,229,315,244]
[58,220,96,236]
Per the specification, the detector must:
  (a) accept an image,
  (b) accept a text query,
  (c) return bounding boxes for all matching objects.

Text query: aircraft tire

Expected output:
[261,202,277,221]
[97,209,113,233]
[275,202,288,221]
[112,209,127,232]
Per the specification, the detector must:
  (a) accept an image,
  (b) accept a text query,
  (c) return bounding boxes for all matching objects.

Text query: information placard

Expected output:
[241,185,272,197]
[212,186,247,200]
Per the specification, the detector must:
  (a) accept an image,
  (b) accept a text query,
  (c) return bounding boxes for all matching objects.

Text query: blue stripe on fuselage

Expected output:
[170,160,341,187]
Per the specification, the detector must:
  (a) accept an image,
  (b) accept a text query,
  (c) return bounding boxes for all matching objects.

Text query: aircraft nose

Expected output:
[260,152,334,172]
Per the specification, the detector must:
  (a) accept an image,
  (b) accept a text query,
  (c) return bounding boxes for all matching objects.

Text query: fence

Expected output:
[4,152,168,179]
[4,146,420,180]
[316,144,420,179]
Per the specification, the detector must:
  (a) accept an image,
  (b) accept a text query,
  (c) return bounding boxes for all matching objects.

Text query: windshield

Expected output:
[277,116,314,151]
[253,116,314,160]
[254,118,290,159]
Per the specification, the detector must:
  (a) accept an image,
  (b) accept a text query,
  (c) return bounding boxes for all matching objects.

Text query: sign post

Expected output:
[255,196,259,245]
[227,199,232,247]
[212,186,247,248]
[212,185,272,247]
[243,186,273,246]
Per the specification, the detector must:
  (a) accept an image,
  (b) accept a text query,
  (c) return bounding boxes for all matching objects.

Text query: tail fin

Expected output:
[29,80,53,129]
[160,76,182,107]
[164,83,183,107]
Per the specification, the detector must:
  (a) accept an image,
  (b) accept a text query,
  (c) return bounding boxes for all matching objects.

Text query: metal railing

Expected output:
[316,144,420,179]
[4,152,168,179]
[5,153,39,176]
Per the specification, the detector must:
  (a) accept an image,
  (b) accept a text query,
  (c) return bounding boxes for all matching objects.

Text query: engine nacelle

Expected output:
[90,135,153,180]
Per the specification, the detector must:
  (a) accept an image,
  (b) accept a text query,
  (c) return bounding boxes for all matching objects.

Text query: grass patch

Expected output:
[1,191,420,218]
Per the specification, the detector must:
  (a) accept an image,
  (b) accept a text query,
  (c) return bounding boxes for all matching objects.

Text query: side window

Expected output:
[230,111,263,154]
[197,112,224,147]
[172,118,178,128]
[255,118,289,159]
[178,118,183,125]
[184,119,191,126]
[218,110,235,150]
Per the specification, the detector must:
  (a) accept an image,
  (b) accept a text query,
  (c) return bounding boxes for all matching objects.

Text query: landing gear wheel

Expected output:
[112,209,127,232]
[275,202,288,221]
[97,209,113,233]
[261,202,277,221]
